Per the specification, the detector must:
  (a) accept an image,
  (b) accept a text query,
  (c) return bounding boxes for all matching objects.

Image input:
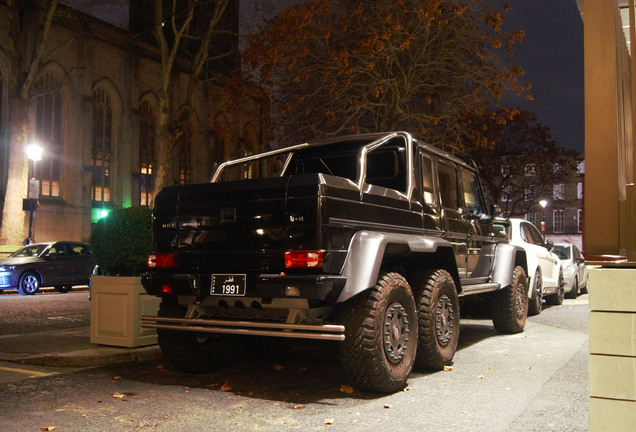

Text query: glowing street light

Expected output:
[24,142,44,244]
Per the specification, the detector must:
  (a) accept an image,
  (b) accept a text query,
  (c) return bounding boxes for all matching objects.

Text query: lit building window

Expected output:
[139,100,156,206]
[553,184,565,201]
[34,71,62,198]
[92,87,112,203]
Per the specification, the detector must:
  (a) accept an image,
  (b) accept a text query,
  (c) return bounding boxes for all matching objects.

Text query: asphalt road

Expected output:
[0,289,90,335]
[0,292,589,431]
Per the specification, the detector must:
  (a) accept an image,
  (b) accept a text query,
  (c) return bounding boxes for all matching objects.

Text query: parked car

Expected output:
[552,243,589,298]
[0,241,96,296]
[493,218,563,315]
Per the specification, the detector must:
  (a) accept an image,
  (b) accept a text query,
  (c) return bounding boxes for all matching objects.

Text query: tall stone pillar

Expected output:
[583,0,621,256]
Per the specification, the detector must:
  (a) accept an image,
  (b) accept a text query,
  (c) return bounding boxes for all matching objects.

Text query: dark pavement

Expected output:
[0,326,160,368]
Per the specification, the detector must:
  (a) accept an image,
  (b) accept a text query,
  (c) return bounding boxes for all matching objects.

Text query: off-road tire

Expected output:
[157,297,238,373]
[412,269,459,370]
[528,270,543,316]
[338,272,417,393]
[18,271,40,295]
[491,266,528,334]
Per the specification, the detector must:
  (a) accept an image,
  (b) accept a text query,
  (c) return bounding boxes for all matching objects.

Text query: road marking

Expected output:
[0,365,60,378]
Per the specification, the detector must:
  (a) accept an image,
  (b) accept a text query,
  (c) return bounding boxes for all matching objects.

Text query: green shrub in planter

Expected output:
[90,206,152,276]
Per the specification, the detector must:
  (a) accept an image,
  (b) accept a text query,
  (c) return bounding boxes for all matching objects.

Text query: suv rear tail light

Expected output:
[284,250,323,269]
[147,253,178,269]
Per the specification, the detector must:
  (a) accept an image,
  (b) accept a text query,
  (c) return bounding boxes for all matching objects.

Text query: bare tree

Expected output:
[242,0,529,151]
[1,0,59,245]
[151,0,230,198]
[468,109,581,217]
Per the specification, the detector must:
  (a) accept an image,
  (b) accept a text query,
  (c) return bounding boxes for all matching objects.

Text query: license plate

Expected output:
[210,274,246,296]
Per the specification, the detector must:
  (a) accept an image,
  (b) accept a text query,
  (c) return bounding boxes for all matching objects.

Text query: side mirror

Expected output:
[577,257,586,265]
[545,240,554,251]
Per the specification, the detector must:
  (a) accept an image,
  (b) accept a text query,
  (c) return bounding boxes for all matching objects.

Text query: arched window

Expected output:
[91,87,112,202]
[33,71,62,197]
[139,100,155,206]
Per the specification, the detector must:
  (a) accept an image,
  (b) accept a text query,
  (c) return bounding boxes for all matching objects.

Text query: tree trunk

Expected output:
[0,98,30,245]
[152,99,173,200]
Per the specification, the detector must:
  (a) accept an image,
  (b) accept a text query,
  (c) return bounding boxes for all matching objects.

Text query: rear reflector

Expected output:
[284,250,323,269]
[147,253,177,269]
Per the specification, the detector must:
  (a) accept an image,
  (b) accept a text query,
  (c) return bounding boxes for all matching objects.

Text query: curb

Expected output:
[4,345,161,368]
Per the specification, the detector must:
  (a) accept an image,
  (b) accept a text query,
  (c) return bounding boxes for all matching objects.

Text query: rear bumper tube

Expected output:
[140,315,345,341]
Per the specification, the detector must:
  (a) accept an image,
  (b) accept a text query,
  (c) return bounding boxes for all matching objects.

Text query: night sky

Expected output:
[503,0,585,153]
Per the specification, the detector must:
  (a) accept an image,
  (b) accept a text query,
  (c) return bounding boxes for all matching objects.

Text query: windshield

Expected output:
[10,244,49,257]
[552,245,571,260]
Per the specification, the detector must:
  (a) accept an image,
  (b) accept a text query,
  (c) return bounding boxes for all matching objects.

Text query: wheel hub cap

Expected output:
[384,302,410,364]
[436,294,454,346]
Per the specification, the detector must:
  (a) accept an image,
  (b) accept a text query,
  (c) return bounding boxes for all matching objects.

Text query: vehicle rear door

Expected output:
[459,168,497,280]
[437,160,470,278]
[67,243,95,285]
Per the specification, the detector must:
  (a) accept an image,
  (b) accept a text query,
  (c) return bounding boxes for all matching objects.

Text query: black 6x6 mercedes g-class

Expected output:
[141,131,528,393]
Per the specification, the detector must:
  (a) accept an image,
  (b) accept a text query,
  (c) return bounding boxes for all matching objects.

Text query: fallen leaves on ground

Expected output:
[219,382,232,392]
[443,365,453,371]
[112,393,126,399]
[40,428,56,431]
[324,419,335,425]
[339,384,354,394]
[273,364,285,371]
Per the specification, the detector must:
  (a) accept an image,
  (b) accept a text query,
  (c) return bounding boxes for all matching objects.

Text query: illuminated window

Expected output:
[92,88,112,202]
[34,71,62,197]
[139,100,155,206]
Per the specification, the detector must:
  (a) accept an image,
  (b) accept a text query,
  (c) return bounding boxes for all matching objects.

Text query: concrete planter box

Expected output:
[589,267,636,431]
[89,276,161,348]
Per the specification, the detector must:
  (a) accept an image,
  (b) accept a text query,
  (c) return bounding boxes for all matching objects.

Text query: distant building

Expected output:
[0,1,267,244]
[522,161,585,250]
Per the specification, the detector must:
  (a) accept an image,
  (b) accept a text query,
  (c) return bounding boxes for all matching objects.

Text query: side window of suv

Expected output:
[421,154,435,204]
[461,170,485,217]
[438,161,459,210]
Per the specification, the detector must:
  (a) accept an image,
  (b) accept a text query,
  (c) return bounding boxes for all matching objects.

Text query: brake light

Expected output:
[147,253,178,269]
[284,250,323,268]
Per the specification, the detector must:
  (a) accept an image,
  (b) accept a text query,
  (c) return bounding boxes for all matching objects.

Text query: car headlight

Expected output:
[0,265,16,271]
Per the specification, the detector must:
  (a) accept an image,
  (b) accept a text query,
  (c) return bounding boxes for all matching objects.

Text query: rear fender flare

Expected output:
[491,243,528,289]
[336,230,454,302]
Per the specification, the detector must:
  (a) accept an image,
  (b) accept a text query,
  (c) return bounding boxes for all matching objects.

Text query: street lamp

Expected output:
[24,143,43,244]
[539,199,548,239]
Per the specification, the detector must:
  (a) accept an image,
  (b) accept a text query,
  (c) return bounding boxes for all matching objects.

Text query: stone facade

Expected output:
[0,1,267,245]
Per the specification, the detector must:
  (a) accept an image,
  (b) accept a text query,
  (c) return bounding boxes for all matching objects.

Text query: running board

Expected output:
[140,316,346,341]
[458,282,500,296]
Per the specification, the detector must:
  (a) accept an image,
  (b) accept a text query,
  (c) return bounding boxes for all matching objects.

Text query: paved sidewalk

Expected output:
[0,326,160,367]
